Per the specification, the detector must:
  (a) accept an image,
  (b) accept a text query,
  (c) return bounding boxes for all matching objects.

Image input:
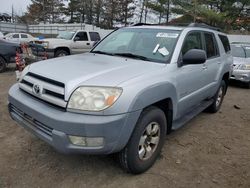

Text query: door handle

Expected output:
[202,64,208,70]
[86,43,90,45]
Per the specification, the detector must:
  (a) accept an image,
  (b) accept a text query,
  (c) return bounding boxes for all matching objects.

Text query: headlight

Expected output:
[42,42,49,48]
[68,87,122,111]
[18,65,30,82]
[240,64,250,70]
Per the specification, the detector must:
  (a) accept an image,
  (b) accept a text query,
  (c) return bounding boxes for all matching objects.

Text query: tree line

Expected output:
[19,0,249,30]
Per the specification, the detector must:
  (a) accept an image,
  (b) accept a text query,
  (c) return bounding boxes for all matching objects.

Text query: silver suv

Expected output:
[8,24,233,174]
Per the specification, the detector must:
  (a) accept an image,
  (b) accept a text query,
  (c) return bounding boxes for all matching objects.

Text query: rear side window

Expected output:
[182,32,203,55]
[89,32,101,41]
[21,34,28,38]
[219,35,230,53]
[204,33,219,58]
[12,34,19,38]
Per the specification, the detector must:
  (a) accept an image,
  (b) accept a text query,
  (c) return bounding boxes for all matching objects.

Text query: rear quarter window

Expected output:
[219,35,231,53]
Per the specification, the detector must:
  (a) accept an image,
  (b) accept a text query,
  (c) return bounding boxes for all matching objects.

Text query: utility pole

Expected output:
[193,0,197,23]
[43,0,46,24]
[11,5,14,23]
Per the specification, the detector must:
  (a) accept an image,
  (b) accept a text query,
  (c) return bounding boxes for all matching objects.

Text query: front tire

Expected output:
[206,80,226,113]
[55,49,69,57]
[118,106,167,174]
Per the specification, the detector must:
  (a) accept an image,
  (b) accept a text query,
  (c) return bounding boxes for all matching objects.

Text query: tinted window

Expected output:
[204,33,218,58]
[89,32,101,41]
[12,34,19,38]
[21,34,28,38]
[182,32,202,55]
[219,35,230,53]
[75,32,88,41]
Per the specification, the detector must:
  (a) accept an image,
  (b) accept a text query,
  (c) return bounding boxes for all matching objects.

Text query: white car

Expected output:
[4,33,35,43]
[32,30,101,57]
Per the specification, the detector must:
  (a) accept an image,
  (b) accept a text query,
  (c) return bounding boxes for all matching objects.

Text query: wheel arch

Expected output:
[222,72,230,94]
[54,47,71,56]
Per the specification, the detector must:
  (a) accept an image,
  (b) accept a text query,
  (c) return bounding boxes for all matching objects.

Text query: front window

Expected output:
[57,31,76,40]
[231,45,246,58]
[92,28,181,63]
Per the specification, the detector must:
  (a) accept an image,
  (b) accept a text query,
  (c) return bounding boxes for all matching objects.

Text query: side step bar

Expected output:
[172,99,214,130]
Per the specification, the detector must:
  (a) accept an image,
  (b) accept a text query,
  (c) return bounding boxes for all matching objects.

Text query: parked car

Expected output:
[4,33,36,43]
[0,39,20,72]
[230,43,250,88]
[31,30,101,57]
[8,24,232,174]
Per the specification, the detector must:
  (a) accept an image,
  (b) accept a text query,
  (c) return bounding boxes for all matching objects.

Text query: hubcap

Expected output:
[216,87,223,107]
[138,122,160,160]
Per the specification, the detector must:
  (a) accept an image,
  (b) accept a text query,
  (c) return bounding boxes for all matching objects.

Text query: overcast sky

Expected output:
[0,0,31,15]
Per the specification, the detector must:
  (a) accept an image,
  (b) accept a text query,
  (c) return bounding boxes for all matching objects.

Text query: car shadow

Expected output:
[229,80,249,89]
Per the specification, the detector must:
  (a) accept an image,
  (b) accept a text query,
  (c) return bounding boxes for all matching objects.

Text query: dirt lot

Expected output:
[0,66,250,188]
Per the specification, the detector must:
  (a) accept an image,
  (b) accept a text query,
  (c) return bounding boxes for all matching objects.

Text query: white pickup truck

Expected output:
[34,30,101,57]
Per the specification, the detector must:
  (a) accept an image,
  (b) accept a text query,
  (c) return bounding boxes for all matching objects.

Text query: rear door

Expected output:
[71,31,91,54]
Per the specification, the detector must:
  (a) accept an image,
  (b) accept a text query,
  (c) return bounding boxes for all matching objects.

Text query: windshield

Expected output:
[57,31,76,40]
[231,45,246,58]
[92,28,181,63]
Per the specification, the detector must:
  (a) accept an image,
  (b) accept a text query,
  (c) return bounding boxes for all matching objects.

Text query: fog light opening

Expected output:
[69,135,104,147]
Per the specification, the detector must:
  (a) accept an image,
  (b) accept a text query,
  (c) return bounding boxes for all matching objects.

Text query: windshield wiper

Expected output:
[113,53,150,61]
[91,50,114,56]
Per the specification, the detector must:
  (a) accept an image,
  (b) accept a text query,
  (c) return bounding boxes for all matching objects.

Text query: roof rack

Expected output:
[132,22,221,31]
[188,23,221,31]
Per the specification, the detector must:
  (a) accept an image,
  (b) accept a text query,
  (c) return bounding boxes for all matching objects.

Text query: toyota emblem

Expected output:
[33,84,42,95]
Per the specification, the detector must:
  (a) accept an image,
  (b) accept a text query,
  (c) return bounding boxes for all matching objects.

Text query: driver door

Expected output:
[175,31,208,118]
[71,31,91,54]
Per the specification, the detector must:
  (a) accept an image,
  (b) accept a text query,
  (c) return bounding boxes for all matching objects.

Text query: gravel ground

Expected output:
[0,66,250,188]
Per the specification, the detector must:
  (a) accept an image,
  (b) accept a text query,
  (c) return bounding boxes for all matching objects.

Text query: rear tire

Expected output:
[55,49,69,57]
[0,56,7,73]
[118,106,167,174]
[206,80,226,113]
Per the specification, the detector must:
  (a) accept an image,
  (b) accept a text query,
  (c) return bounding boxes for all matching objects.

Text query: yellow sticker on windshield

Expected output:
[156,33,179,38]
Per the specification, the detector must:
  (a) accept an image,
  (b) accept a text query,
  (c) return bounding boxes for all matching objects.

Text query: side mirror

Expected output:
[182,49,207,65]
[74,36,80,41]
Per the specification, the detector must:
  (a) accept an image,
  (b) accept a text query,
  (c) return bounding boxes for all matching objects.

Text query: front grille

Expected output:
[19,72,67,108]
[9,104,53,138]
[233,64,241,70]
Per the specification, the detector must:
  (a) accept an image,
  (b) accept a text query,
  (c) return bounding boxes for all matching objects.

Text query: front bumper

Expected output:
[31,48,54,58]
[8,84,141,154]
[230,69,250,83]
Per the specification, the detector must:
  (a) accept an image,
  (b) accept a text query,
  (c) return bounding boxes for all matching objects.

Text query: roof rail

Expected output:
[132,22,222,32]
[133,23,158,26]
[188,23,221,31]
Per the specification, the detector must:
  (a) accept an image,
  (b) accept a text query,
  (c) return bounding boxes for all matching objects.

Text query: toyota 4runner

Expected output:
[8,23,233,174]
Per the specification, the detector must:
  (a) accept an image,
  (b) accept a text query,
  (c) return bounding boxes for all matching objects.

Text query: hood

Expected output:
[28,53,165,98]
[233,57,250,65]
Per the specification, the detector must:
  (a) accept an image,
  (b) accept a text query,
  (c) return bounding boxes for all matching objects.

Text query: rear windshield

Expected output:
[231,45,246,58]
